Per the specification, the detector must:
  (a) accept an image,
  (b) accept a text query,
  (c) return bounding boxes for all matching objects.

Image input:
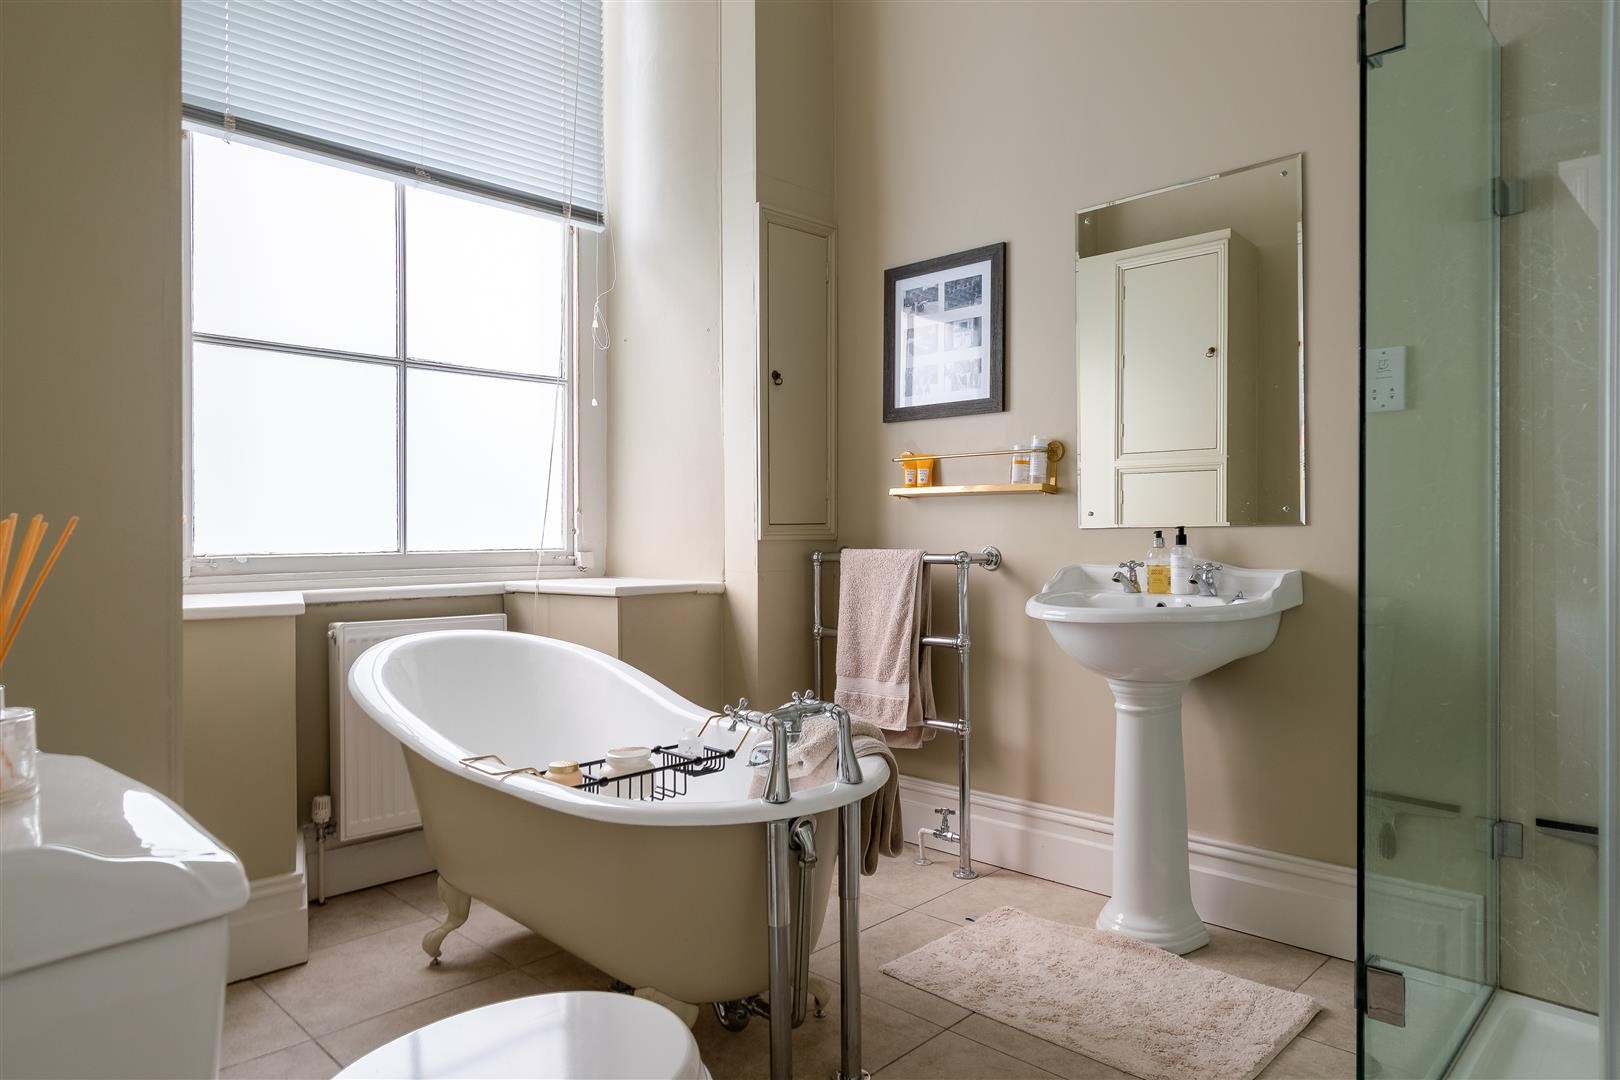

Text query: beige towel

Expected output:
[833,549,936,749]
[747,715,904,874]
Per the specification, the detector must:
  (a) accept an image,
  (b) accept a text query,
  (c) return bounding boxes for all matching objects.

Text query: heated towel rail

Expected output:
[811,546,1001,879]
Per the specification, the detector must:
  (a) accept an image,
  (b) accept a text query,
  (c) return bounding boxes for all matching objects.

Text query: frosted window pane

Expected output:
[192,344,397,555]
[405,186,566,376]
[192,133,396,355]
[406,370,564,551]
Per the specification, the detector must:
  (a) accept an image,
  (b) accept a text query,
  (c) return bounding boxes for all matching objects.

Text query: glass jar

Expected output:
[0,704,39,804]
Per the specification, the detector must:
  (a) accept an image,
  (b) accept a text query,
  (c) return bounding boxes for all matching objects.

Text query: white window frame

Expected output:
[180,127,607,592]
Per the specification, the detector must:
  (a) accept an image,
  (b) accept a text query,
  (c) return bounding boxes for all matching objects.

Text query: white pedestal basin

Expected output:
[1026,564,1302,953]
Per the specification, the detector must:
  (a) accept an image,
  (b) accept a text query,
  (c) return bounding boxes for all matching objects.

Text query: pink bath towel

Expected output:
[833,549,935,749]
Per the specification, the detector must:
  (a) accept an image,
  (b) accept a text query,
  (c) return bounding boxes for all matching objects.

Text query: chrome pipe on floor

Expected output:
[766,817,794,1080]
[838,798,867,1080]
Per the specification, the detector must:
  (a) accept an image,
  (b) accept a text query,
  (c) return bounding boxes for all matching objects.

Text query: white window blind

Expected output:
[181,0,604,222]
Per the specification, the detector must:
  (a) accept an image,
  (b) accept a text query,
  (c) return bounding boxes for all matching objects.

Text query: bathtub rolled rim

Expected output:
[348,629,892,827]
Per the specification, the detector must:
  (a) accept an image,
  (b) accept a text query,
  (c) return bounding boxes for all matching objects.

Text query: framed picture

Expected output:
[883,242,1005,422]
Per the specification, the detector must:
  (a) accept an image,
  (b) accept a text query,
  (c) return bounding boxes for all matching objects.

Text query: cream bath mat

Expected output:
[881,906,1319,1080]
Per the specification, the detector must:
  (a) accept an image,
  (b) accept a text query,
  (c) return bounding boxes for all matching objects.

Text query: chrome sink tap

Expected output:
[1192,562,1223,597]
[1113,560,1144,593]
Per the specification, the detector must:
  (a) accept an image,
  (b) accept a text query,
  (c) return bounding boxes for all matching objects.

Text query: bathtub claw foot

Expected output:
[809,976,832,1019]
[711,999,752,1032]
[422,876,472,964]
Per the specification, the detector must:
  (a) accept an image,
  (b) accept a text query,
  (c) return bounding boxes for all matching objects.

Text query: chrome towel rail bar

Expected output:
[810,546,1001,880]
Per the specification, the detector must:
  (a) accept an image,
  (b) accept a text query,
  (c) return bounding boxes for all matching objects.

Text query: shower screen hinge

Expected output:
[1360,0,1406,67]
[1492,819,1525,859]
[1365,963,1407,1027]
[1493,177,1526,217]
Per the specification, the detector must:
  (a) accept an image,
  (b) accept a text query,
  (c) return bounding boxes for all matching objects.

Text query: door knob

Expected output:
[771,370,784,386]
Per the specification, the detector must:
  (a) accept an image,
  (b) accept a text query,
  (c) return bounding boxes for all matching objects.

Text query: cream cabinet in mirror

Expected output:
[1075,155,1304,528]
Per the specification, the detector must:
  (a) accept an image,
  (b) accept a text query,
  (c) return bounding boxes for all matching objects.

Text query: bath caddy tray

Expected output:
[460,744,736,803]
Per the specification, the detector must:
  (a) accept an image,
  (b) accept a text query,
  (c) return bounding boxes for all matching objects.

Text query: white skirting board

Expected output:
[897,775,1356,960]
[228,840,309,982]
[308,827,435,901]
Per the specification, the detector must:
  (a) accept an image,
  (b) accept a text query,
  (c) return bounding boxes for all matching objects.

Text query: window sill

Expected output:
[182,577,725,621]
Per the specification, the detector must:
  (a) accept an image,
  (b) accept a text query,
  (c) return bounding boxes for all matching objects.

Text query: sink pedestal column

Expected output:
[1096,678,1209,954]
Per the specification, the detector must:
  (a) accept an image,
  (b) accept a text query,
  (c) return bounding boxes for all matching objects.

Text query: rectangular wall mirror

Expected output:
[1075,153,1305,528]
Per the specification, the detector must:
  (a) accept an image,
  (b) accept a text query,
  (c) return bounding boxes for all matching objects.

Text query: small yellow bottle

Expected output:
[1145,530,1172,595]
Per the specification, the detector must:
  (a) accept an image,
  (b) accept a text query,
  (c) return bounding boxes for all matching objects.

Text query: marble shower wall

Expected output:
[1493,0,1605,1015]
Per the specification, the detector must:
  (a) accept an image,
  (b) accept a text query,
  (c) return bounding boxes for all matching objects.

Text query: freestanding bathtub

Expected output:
[347,629,890,1008]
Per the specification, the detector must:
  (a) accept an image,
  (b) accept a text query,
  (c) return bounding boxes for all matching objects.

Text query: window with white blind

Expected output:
[180,0,604,585]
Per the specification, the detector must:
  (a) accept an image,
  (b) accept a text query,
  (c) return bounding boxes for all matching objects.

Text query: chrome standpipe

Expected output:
[838,795,867,1079]
[766,817,793,1080]
[726,692,867,1080]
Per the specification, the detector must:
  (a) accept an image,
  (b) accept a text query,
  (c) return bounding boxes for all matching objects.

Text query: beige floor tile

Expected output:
[951,1013,1135,1080]
[1296,958,1355,1052]
[913,870,1109,930]
[811,909,970,1027]
[307,886,425,952]
[1258,1034,1356,1079]
[382,873,560,967]
[519,949,617,993]
[692,982,941,1080]
[222,981,309,1068]
[381,872,442,915]
[815,892,906,949]
[1184,925,1328,991]
[879,1029,1062,1079]
[861,844,1000,908]
[256,919,507,1036]
[318,970,544,1066]
[219,1041,340,1080]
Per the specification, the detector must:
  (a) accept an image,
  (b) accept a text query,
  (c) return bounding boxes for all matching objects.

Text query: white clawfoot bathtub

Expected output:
[347,629,890,1006]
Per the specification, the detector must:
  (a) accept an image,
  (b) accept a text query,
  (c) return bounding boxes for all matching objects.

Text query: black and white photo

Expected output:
[883,242,1005,422]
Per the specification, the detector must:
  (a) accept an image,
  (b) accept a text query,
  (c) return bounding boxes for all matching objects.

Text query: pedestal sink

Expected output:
[1026,564,1302,953]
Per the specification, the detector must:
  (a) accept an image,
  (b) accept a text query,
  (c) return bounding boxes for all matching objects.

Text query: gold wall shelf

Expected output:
[889,440,1066,465]
[889,440,1065,497]
[890,481,1059,498]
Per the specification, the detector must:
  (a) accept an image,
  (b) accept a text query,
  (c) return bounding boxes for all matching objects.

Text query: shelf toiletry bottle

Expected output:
[1170,526,1196,595]
[900,453,918,488]
[1145,530,1171,595]
[1010,443,1031,484]
[1027,437,1051,485]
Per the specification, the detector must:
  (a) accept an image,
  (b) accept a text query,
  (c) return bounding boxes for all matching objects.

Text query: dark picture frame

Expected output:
[883,242,1005,422]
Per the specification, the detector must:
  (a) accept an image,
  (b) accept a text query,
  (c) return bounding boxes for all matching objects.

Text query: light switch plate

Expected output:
[1367,346,1408,412]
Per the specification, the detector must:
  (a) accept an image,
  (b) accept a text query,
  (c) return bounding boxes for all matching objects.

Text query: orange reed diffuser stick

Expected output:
[0,515,44,642]
[0,515,79,671]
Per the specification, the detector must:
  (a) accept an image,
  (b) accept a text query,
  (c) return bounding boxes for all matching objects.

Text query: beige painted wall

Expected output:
[832,0,1359,866]
[0,0,183,794]
[602,0,725,582]
[718,0,836,708]
[181,618,297,879]
[508,591,723,709]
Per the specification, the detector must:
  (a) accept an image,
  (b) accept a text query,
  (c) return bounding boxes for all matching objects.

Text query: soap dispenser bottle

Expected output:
[1145,530,1171,595]
[1170,526,1196,595]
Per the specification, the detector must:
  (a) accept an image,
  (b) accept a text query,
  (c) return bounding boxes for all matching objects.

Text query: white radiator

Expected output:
[328,613,507,842]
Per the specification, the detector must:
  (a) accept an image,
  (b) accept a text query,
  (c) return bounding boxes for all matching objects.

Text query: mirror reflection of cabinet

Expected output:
[1077,228,1258,527]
